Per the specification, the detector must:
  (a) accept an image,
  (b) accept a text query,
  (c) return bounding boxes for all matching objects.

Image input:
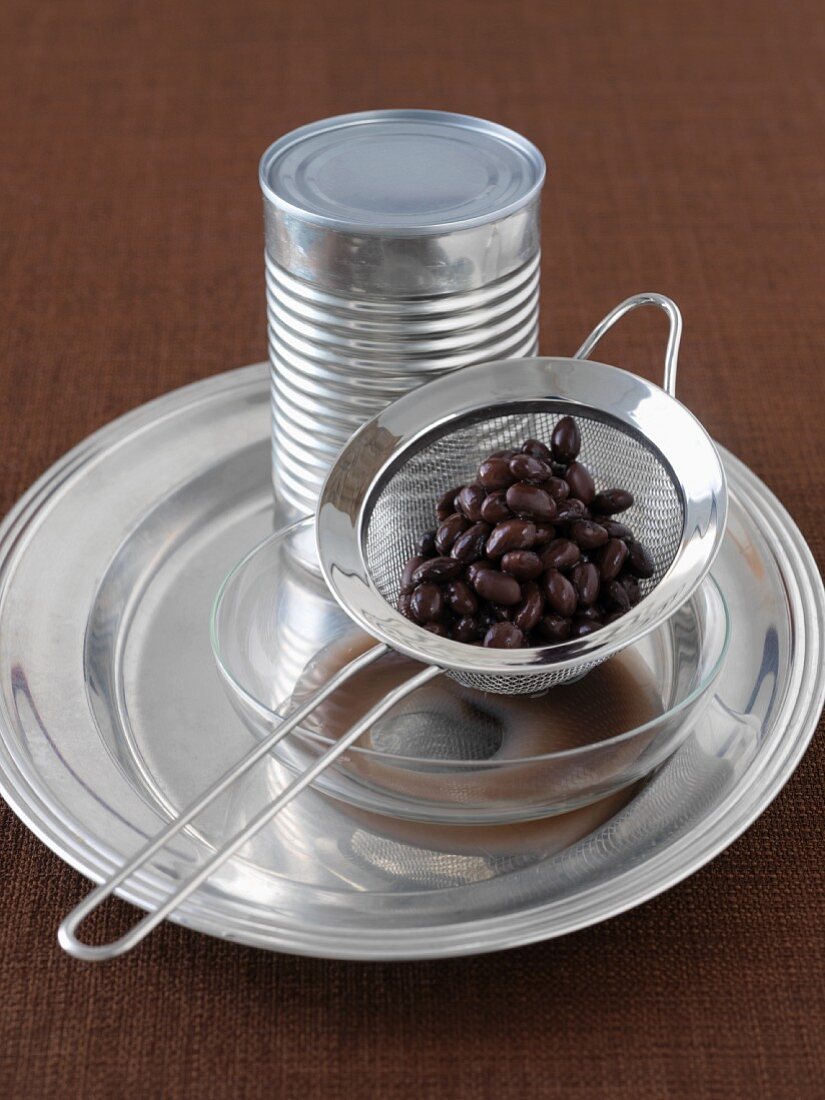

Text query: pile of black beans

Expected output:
[397,416,655,649]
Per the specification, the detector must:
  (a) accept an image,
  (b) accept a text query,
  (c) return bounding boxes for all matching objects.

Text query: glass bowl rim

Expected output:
[210,518,731,767]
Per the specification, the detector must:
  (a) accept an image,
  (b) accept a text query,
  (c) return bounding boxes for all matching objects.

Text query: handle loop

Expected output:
[574,292,682,398]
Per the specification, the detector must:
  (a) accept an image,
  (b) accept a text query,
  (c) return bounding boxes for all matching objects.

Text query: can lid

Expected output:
[260,110,545,235]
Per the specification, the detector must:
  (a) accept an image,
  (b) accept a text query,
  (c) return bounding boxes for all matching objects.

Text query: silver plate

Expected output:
[0,364,822,960]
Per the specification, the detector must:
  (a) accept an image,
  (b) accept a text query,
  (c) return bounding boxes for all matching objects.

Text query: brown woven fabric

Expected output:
[0,0,823,1096]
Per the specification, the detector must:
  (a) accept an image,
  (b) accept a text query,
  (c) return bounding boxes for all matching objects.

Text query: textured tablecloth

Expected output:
[0,1,823,1096]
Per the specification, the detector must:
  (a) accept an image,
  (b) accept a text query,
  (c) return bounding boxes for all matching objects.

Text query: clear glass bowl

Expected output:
[211,518,730,823]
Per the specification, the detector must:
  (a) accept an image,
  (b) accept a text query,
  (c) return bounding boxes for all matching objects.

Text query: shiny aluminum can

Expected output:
[260,109,545,521]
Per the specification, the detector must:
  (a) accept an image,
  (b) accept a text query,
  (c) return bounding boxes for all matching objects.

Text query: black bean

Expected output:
[490,602,514,621]
[570,617,601,637]
[572,561,600,607]
[412,556,463,585]
[520,438,553,463]
[452,616,479,643]
[450,521,491,564]
[576,605,603,621]
[626,539,655,578]
[465,561,487,587]
[445,579,478,616]
[509,453,552,483]
[455,483,486,522]
[541,569,577,617]
[506,482,557,521]
[483,622,525,648]
[604,579,631,611]
[410,582,445,623]
[532,522,557,547]
[570,519,609,549]
[540,538,581,572]
[551,416,581,463]
[512,582,544,633]
[478,457,515,489]
[538,613,571,642]
[546,476,570,502]
[480,490,512,524]
[602,519,634,540]
[418,530,437,556]
[622,575,642,605]
[485,518,537,558]
[436,485,463,522]
[435,513,470,554]
[471,567,522,606]
[599,537,629,581]
[565,461,596,505]
[401,555,426,594]
[501,550,544,581]
[554,498,589,524]
[592,488,634,514]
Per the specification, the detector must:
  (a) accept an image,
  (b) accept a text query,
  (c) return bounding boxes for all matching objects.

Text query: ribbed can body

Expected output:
[260,111,545,521]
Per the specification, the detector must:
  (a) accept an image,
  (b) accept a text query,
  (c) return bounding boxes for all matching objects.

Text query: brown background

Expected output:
[1,1,823,1097]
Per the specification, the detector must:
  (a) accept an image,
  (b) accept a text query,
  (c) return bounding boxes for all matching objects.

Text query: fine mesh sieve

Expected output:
[318,293,727,693]
[59,293,727,960]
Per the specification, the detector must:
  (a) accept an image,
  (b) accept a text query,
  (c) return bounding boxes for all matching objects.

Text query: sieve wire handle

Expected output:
[573,293,682,398]
[59,644,441,960]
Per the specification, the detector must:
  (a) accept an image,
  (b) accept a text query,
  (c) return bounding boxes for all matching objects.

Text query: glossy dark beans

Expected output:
[412,556,463,585]
[478,457,515,489]
[410,582,444,623]
[521,438,553,463]
[541,569,577,617]
[570,617,600,637]
[546,476,570,502]
[572,561,600,606]
[532,522,557,547]
[452,616,479,643]
[400,421,656,649]
[602,519,633,540]
[538,613,571,642]
[512,582,544,632]
[551,416,581,462]
[604,579,631,611]
[418,530,436,556]
[436,485,463,522]
[540,538,580,572]
[626,539,655,578]
[570,519,609,549]
[445,579,478,616]
[471,567,522,606]
[508,453,552,482]
[401,555,425,594]
[506,482,556,521]
[435,513,470,554]
[480,490,511,524]
[501,550,544,581]
[592,488,634,514]
[599,537,629,581]
[565,461,595,505]
[485,518,537,558]
[554,499,589,524]
[450,522,491,564]
[622,575,642,605]
[456,483,486,522]
[483,622,525,648]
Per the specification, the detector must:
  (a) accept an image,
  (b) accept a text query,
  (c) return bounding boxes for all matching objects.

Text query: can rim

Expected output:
[259,109,546,236]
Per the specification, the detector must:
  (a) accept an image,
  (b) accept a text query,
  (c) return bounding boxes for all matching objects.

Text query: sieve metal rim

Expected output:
[317,296,728,682]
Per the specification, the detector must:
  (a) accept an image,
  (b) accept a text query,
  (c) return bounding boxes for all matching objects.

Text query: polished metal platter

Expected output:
[0,363,821,959]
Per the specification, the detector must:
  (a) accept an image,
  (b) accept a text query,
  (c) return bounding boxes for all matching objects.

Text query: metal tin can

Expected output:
[260,109,545,521]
